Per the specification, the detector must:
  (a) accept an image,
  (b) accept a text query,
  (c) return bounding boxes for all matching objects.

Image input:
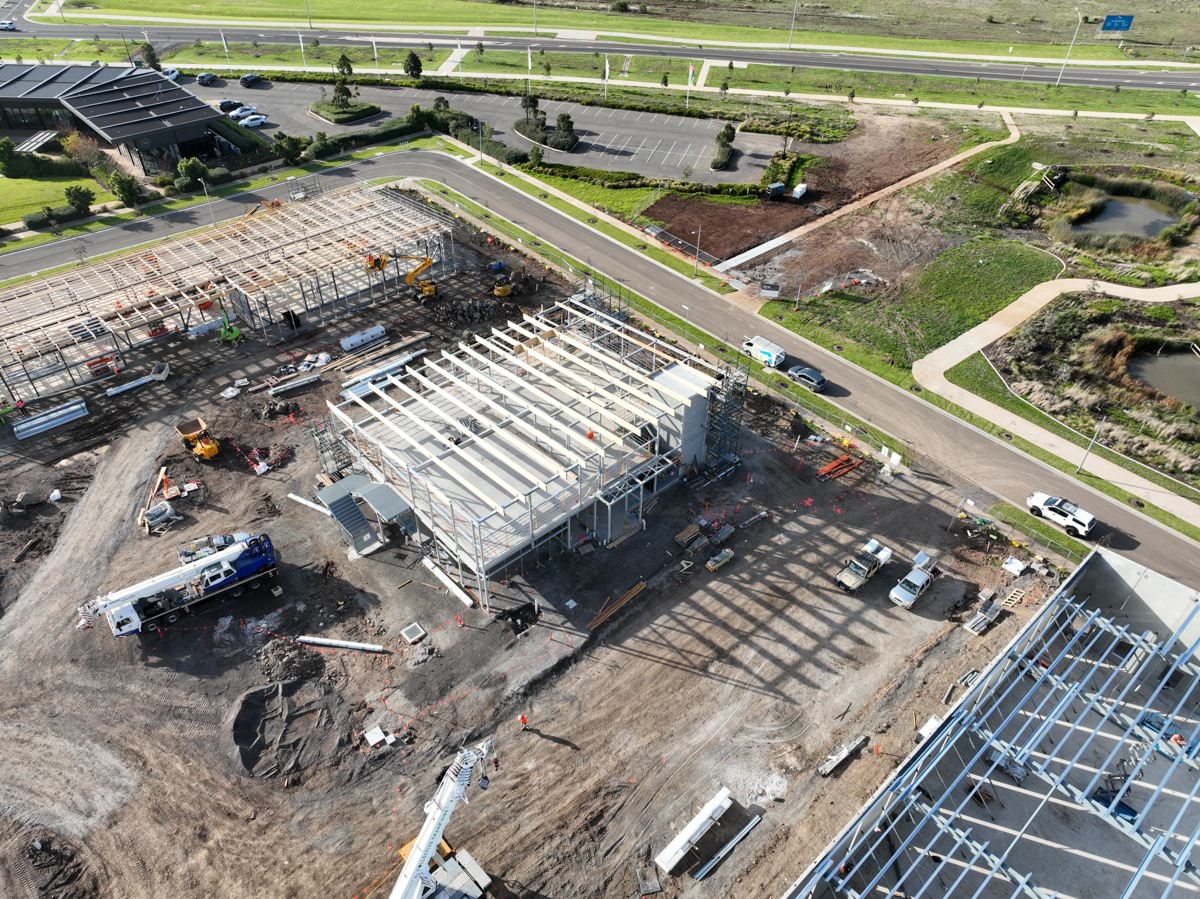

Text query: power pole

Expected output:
[1076,415,1106,473]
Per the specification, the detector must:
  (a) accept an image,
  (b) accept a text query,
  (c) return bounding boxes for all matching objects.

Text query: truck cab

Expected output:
[889,551,941,610]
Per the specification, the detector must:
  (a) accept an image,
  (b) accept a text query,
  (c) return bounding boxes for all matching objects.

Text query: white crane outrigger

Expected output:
[389,737,495,899]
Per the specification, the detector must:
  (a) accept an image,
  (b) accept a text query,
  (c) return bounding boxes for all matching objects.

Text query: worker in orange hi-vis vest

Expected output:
[518,714,529,731]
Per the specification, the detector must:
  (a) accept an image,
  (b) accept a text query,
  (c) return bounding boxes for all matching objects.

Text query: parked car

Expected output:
[217,99,242,112]
[229,106,258,120]
[786,365,828,393]
[0,20,18,30]
[1027,492,1096,538]
[161,67,180,81]
[888,551,941,610]
[239,114,269,128]
[196,72,217,86]
[239,73,262,87]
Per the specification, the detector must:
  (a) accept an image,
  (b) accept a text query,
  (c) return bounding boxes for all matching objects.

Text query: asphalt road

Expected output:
[194,78,776,182]
[2,149,1196,586]
[3,15,1200,93]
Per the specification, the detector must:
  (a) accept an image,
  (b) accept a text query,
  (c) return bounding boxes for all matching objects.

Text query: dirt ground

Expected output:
[646,109,981,260]
[0,216,1067,899]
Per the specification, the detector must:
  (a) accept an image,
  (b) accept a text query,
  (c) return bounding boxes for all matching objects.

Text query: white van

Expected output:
[741,335,786,369]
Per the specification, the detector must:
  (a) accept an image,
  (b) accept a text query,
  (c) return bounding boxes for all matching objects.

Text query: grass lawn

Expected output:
[764,238,1062,368]
[0,176,115,224]
[167,41,449,72]
[458,50,605,79]
[50,0,1142,61]
[726,64,1200,116]
[946,352,1200,504]
[622,56,705,81]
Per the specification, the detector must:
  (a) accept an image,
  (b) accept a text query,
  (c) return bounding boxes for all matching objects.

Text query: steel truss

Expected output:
[789,577,1200,899]
[328,294,719,607]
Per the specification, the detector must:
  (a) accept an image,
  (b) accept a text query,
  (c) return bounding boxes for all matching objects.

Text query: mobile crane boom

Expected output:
[388,737,495,899]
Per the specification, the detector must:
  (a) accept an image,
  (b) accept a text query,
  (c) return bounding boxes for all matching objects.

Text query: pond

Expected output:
[1072,196,1178,238]
[1128,351,1200,412]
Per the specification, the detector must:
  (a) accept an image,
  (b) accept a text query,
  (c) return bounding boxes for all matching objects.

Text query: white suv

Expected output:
[1027,492,1096,538]
[0,20,18,30]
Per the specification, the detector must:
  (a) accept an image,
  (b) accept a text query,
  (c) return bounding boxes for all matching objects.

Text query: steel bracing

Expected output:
[0,179,449,396]
[787,563,1200,899]
[329,293,718,606]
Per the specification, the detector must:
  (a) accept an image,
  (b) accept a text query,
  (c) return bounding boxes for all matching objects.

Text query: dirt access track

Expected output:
[647,108,997,260]
[0,359,1056,899]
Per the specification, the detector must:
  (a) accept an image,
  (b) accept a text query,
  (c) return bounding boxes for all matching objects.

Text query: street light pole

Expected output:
[1076,415,1106,473]
[533,0,538,35]
[303,0,312,29]
[788,0,799,50]
[199,180,218,228]
[693,224,702,277]
[1055,7,1084,87]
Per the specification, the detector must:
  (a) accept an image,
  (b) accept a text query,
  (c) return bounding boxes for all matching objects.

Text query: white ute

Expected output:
[889,551,941,610]
[1026,492,1095,538]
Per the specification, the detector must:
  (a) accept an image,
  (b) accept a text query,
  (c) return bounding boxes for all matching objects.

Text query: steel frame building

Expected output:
[787,547,1200,899]
[0,180,450,398]
[328,294,719,607]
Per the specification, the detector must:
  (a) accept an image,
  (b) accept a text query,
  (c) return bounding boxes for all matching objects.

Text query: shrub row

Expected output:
[21,203,89,230]
[306,119,424,159]
[310,100,382,124]
[209,117,267,154]
[740,112,856,145]
[710,144,733,171]
[521,159,761,196]
[0,149,85,179]
[407,103,527,163]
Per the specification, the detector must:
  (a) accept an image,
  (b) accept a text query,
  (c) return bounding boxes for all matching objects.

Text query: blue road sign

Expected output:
[1101,14,1134,32]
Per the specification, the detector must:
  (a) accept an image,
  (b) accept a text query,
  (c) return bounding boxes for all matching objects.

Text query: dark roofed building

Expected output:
[0,64,222,173]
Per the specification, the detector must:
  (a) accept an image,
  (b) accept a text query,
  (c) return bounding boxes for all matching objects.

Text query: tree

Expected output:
[336,54,354,77]
[0,136,16,174]
[556,112,575,137]
[727,59,733,71]
[273,132,305,164]
[543,61,552,76]
[719,80,728,96]
[108,170,140,209]
[332,78,352,110]
[520,93,540,122]
[62,131,106,168]
[64,184,96,214]
[846,87,855,102]
[660,73,669,89]
[529,144,543,166]
[404,50,423,79]
[176,156,209,184]
[433,95,450,111]
[139,41,161,71]
[716,122,735,146]
[475,41,485,58]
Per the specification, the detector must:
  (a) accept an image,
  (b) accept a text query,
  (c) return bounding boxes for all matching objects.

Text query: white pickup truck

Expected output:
[889,551,942,610]
[835,538,893,593]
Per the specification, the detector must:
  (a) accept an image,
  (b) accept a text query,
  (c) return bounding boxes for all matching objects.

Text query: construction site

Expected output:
[0,176,1188,899]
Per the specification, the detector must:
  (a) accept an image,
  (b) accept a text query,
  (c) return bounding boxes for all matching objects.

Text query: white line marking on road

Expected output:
[637,112,647,121]
[621,110,632,119]
[646,138,663,161]
[662,140,678,164]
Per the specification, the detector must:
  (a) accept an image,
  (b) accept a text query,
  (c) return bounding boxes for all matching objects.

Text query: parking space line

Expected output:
[637,112,647,121]
[645,138,663,161]
[621,110,632,119]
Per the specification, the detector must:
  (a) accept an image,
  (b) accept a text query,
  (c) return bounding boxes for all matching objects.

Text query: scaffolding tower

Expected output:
[705,357,747,466]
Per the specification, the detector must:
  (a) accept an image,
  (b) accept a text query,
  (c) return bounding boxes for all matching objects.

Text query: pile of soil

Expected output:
[230,681,344,778]
[258,638,325,682]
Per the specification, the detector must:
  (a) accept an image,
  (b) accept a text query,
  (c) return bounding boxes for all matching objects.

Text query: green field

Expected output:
[47,0,1156,61]
[725,64,1200,116]
[764,238,1062,368]
[0,176,115,224]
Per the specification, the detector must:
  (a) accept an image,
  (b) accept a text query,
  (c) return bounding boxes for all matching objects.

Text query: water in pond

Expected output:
[1129,351,1200,412]
[1073,196,1177,238]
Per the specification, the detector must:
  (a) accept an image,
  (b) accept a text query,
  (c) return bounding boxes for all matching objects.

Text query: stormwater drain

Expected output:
[1000,432,1013,441]
[911,385,922,392]
[1130,499,1146,509]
